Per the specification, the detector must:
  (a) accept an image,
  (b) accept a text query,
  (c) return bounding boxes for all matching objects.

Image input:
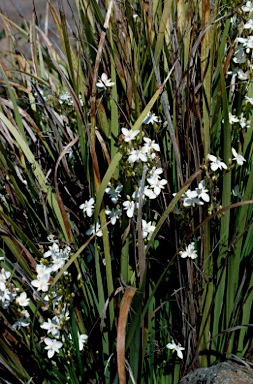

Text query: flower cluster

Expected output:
[232,2,253,66]
[208,149,246,169]
[120,123,166,217]
[0,267,17,309]
[29,237,76,358]
[0,261,32,330]
[229,2,253,132]
[79,112,163,237]
[179,180,210,208]
[39,303,73,358]
[1,236,88,360]
[31,240,71,293]
[228,112,251,129]
[173,146,246,219]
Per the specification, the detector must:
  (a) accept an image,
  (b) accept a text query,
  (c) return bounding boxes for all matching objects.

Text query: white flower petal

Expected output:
[232,148,246,166]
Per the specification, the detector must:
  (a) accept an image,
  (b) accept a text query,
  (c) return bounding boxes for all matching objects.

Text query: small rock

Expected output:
[178,360,253,384]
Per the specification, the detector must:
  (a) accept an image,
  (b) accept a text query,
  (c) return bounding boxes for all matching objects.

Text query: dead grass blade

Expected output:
[117,286,137,384]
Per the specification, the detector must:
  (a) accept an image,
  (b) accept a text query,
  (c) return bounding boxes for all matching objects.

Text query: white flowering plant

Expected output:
[0,1,253,384]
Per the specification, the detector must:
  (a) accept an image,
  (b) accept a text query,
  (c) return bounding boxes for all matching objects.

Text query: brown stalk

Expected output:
[193,200,253,235]
[117,286,137,384]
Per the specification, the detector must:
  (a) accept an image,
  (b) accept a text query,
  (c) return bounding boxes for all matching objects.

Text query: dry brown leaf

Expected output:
[117,286,137,384]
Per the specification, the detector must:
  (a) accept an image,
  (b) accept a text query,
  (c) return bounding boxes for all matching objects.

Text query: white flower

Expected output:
[78,333,88,351]
[149,167,164,177]
[142,220,156,239]
[69,332,88,351]
[143,112,161,125]
[147,170,167,196]
[0,287,16,308]
[50,254,66,272]
[123,200,136,218]
[133,13,140,21]
[233,45,246,64]
[196,180,210,202]
[0,268,11,291]
[96,73,115,90]
[237,36,253,51]
[128,148,148,164]
[47,234,58,243]
[229,112,239,124]
[244,18,253,29]
[79,197,95,217]
[130,186,147,204]
[182,190,203,207]
[143,137,160,152]
[237,69,249,81]
[105,184,123,203]
[44,338,63,359]
[232,148,246,166]
[43,291,62,309]
[232,185,244,199]
[207,154,227,171]
[242,1,253,12]
[86,222,103,237]
[166,340,185,359]
[132,187,141,201]
[58,305,70,322]
[44,242,60,258]
[41,317,60,338]
[16,292,30,307]
[147,175,167,196]
[245,96,253,105]
[239,113,250,129]
[144,187,157,199]
[105,207,122,225]
[62,246,71,259]
[121,128,140,142]
[59,91,71,104]
[36,264,52,278]
[230,15,241,26]
[12,317,30,330]
[179,242,198,259]
[31,273,51,292]
[64,146,74,160]
[52,249,69,263]
[20,309,30,318]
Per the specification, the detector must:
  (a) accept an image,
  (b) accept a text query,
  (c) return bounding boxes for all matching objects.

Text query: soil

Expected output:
[0,0,76,58]
[0,0,76,28]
